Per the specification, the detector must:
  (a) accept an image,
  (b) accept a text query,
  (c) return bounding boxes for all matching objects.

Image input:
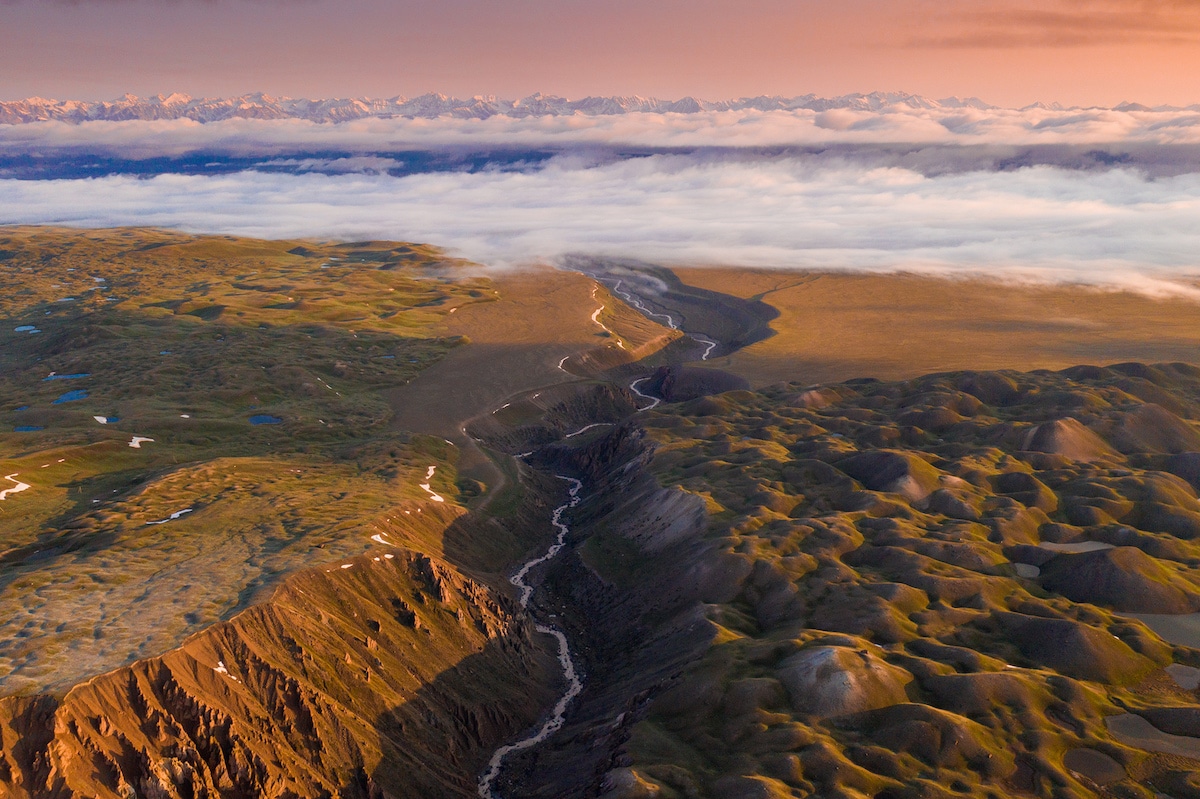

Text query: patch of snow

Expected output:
[0,474,31,501]
[146,508,194,525]
[213,660,239,682]
[420,465,445,502]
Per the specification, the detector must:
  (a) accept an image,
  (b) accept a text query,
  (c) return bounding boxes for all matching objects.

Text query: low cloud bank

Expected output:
[5,104,1200,158]
[4,154,1198,295]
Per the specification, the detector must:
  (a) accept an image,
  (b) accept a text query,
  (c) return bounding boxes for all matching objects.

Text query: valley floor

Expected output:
[5,229,1200,799]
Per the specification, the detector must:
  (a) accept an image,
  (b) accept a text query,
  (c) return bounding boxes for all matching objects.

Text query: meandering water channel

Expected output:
[479,268,731,795]
[611,278,718,361]
[478,476,585,799]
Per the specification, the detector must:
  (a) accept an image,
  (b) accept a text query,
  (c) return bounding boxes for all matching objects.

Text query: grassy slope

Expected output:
[670,269,1200,388]
[0,227,487,694]
[607,365,1200,799]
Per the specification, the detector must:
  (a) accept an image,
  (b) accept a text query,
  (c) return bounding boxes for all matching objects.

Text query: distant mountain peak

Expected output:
[0,91,1174,125]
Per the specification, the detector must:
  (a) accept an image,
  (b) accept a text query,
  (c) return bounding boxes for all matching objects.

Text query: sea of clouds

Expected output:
[2,105,1200,293]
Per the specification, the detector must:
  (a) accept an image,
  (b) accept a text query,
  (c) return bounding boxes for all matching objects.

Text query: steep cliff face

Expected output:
[0,547,560,799]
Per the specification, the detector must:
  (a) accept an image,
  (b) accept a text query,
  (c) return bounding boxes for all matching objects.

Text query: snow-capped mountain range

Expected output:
[3,91,1184,125]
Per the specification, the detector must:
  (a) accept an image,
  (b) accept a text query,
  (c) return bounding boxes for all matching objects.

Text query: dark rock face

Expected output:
[956,371,1020,406]
[1167,452,1200,493]
[1139,707,1200,738]
[1110,403,1200,454]
[993,471,1058,512]
[995,612,1158,683]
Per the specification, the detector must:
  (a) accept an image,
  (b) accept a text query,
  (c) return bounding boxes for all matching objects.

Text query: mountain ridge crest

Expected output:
[6,91,1191,125]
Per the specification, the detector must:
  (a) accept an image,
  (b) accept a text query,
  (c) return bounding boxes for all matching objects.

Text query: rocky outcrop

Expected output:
[835,450,944,504]
[643,365,749,403]
[0,549,559,799]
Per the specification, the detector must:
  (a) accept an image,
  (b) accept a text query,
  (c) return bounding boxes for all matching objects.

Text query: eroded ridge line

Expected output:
[479,476,584,799]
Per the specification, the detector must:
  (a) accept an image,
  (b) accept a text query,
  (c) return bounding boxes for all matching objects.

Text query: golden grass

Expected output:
[671,268,1200,386]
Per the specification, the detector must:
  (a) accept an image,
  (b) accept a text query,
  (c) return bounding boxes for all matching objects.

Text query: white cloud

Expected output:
[5,105,1200,156]
[3,154,1199,296]
[258,155,408,174]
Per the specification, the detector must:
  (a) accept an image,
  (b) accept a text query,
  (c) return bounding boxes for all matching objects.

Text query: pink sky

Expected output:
[3,0,1200,106]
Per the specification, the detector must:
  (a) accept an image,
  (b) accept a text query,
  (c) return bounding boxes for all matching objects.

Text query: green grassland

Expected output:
[0,227,485,694]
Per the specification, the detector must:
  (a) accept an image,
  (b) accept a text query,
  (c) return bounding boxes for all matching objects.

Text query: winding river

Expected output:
[611,279,718,362]
[479,274,724,794]
[478,476,585,799]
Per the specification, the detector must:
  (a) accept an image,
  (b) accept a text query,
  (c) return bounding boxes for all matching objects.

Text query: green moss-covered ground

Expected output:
[0,227,487,694]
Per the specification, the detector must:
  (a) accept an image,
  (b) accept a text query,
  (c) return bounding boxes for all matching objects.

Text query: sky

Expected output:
[3,0,1200,107]
[3,0,1200,287]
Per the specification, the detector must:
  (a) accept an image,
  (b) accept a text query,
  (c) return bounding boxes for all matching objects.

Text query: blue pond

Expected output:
[14,426,44,432]
[51,390,88,404]
[15,406,29,412]
[44,373,90,381]
[14,325,40,333]
[249,415,283,425]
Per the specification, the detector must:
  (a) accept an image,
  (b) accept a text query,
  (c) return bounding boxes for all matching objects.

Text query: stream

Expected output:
[478,476,585,799]
[478,271,724,795]
[611,279,718,361]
